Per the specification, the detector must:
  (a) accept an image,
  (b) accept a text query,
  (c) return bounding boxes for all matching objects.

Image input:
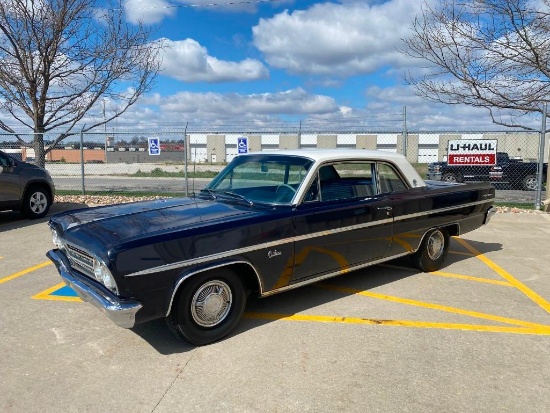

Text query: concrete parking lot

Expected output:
[1,207,549,412]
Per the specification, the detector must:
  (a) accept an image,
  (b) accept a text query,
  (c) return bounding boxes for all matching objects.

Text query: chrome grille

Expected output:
[65,244,94,276]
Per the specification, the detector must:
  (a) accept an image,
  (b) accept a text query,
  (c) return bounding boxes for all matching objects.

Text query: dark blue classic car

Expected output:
[47,150,496,345]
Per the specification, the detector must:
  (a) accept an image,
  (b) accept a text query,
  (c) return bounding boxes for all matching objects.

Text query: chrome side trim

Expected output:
[260,251,414,297]
[125,198,492,278]
[166,260,262,317]
[393,199,491,222]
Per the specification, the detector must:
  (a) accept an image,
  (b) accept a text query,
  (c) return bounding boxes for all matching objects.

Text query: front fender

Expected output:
[166,258,261,317]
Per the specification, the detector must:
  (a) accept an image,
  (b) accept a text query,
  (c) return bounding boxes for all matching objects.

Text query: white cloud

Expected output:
[252,0,422,76]
[156,87,338,117]
[159,38,269,83]
[124,0,175,25]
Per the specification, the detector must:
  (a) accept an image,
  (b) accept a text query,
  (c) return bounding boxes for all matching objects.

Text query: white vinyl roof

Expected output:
[239,149,426,188]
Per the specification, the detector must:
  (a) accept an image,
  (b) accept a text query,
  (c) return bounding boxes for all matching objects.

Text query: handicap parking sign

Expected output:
[148,137,160,155]
[237,137,248,154]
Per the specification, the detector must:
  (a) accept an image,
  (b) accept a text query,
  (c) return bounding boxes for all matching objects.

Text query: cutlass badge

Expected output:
[268,250,282,258]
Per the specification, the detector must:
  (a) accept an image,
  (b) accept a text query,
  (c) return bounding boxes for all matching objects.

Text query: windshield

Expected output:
[205,154,313,204]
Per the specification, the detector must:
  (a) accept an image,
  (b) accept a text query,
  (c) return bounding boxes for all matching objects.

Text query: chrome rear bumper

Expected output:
[46,249,142,329]
[484,206,497,225]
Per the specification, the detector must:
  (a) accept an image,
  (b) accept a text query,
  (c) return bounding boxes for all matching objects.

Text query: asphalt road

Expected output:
[1,211,550,412]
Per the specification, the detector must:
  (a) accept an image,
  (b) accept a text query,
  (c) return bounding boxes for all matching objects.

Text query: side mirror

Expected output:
[8,158,16,167]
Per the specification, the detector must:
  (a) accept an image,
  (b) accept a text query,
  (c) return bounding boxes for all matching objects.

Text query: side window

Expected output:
[305,162,376,202]
[378,163,408,193]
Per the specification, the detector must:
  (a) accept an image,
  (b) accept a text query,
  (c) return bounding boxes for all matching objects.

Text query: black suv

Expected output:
[0,150,55,219]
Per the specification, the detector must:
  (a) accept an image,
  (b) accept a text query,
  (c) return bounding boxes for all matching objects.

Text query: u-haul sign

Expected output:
[447,139,497,165]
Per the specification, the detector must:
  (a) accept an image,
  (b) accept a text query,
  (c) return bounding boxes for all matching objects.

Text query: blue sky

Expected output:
[94,0,540,131]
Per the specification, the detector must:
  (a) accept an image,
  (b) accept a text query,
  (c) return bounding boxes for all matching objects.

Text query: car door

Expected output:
[290,161,393,282]
[0,152,21,207]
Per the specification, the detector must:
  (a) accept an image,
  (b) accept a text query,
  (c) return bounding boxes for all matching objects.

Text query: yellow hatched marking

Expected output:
[31,282,82,302]
[455,237,550,315]
[0,261,52,285]
[381,264,510,287]
[318,284,549,330]
[430,271,512,287]
[243,312,550,335]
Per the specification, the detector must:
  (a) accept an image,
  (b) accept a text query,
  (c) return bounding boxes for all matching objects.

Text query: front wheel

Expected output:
[412,228,450,272]
[166,268,246,345]
[22,185,51,219]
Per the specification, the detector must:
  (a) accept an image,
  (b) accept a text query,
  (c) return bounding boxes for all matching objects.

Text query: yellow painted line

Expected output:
[318,284,550,330]
[430,271,513,287]
[31,282,82,302]
[0,261,52,285]
[243,312,550,335]
[380,264,510,286]
[455,237,550,315]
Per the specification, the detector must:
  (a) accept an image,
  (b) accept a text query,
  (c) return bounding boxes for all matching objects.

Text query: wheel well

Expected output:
[24,182,53,200]
[167,261,261,317]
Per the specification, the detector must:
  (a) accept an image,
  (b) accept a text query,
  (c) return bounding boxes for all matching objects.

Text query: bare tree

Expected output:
[0,0,161,166]
[402,0,550,129]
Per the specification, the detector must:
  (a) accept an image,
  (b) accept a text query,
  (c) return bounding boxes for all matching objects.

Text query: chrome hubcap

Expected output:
[191,280,232,327]
[427,231,445,260]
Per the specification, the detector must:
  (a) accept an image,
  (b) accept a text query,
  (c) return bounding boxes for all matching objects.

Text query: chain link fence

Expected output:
[0,126,548,205]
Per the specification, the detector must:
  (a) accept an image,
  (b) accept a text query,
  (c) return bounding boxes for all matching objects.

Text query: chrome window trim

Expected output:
[125,198,492,278]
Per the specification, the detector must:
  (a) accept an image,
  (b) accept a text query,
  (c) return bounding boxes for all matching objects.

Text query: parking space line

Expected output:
[318,283,550,330]
[455,237,550,315]
[243,312,550,335]
[430,271,513,287]
[0,261,52,285]
[32,282,81,302]
[381,264,513,287]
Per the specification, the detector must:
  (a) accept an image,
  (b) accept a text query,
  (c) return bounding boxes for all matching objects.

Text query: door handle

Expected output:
[377,206,393,216]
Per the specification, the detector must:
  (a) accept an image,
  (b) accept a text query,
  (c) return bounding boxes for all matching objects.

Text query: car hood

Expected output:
[50,197,256,251]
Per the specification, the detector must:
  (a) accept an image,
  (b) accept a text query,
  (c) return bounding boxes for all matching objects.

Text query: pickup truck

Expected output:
[47,149,496,345]
[427,152,548,191]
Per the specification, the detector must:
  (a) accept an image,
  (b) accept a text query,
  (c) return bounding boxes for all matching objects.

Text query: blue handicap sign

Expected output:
[148,137,161,155]
[237,137,248,154]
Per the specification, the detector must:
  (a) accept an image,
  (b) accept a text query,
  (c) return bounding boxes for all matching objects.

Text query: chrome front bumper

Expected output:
[46,249,142,329]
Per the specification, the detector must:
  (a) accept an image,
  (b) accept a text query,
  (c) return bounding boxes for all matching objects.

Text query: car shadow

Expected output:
[0,202,89,231]
[131,238,503,354]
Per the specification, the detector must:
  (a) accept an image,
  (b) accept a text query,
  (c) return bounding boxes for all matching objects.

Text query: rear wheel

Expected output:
[22,185,51,219]
[522,174,538,191]
[167,268,246,345]
[412,228,450,272]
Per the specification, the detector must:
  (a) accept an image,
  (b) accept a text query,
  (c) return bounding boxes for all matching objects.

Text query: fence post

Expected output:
[536,104,547,210]
[184,122,188,196]
[402,106,408,157]
[80,125,86,195]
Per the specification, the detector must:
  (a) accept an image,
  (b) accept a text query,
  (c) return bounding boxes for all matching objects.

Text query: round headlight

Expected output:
[93,258,103,282]
[93,258,118,294]
[51,228,62,248]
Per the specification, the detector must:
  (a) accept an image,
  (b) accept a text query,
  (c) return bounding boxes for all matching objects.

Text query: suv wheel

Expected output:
[22,186,51,219]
